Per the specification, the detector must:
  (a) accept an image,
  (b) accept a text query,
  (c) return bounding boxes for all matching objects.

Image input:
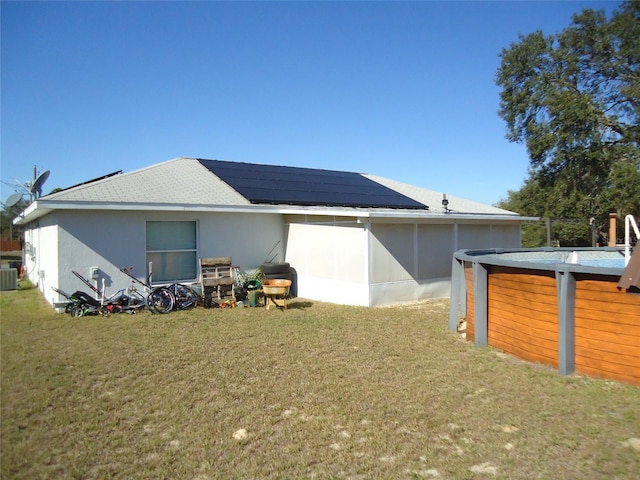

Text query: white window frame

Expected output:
[146,220,197,283]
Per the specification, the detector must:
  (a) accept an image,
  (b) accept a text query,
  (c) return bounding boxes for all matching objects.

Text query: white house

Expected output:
[15,157,533,308]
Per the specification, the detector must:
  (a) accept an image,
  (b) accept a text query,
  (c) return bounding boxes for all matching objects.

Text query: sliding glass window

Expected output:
[146,221,197,282]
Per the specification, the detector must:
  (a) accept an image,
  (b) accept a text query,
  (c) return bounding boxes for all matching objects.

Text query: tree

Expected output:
[496,1,640,246]
[1,198,28,242]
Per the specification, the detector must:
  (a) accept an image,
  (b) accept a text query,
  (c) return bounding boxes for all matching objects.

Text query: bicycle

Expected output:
[72,269,167,315]
[101,283,148,315]
[164,282,198,310]
[69,270,147,316]
[121,267,175,314]
[52,286,110,317]
[145,282,198,312]
[119,268,200,313]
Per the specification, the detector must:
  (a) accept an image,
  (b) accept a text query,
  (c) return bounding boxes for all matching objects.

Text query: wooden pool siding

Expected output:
[574,274,640,386]
[464,263,475,343]
[452,251,640,387]
[487,267,559,368]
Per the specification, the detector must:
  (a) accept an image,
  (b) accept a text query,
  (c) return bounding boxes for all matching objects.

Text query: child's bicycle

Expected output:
[52,286,109,317]
[68,270,151,316]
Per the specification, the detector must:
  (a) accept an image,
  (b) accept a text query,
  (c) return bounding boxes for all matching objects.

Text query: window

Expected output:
[146,221,197,282]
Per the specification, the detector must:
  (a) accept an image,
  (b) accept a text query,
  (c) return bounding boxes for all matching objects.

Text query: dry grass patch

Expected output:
[1,286,639,479]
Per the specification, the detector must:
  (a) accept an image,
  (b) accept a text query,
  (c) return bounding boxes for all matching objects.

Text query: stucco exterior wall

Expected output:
[31,209,284,308]
[23,215,59,303]
[284,219,369,306]
[26,206,523,309]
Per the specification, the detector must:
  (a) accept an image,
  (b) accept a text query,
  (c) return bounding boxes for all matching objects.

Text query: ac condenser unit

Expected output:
[0,268,18,291]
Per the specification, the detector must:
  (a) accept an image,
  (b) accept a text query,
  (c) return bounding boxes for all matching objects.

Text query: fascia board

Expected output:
[357,212,538,223]
[14,200,376,222]
[13,201,49,225]
[14,199,537,225]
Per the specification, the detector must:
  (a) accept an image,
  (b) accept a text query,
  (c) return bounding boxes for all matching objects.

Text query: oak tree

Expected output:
[496,0,639,245]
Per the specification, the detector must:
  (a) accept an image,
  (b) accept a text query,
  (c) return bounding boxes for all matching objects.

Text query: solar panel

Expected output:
[198,159,428,210]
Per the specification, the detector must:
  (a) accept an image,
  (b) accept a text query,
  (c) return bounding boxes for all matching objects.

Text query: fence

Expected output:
[0,240,22,252]
[523,218,602,248]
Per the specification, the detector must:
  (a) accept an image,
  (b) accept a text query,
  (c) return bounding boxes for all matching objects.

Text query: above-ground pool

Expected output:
[449,247,639,386]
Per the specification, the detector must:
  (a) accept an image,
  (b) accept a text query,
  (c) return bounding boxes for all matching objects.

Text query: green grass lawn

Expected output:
[1,284,639,479]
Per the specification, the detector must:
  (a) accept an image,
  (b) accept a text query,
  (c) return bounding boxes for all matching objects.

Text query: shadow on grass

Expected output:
[261,299,314,310]
[18,279,37,291]
[286,299,314,309]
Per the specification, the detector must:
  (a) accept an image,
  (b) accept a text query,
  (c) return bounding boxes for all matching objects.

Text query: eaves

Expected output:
[14,199,537,225]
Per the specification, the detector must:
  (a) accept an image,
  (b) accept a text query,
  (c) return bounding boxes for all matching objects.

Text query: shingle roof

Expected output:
[363,173,515,215]
[37,157,517,216]
[44,157,249,205]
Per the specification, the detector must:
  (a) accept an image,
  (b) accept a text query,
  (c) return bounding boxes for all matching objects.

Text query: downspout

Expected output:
[413,223,418,279]
[453,221,459,253]
[364,221,372,307]
[37,221,43,293]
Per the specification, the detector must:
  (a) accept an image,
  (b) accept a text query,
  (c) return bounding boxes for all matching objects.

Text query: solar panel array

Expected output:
[198,159,429,210]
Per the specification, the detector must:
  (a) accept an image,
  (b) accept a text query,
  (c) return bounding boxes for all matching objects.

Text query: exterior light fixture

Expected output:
[442,194,450,213]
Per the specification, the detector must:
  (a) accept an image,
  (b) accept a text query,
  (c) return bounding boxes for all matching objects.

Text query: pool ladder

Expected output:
[623,215,639,266]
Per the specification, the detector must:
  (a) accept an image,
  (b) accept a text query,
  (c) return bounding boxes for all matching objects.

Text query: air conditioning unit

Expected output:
[0,268,18,291]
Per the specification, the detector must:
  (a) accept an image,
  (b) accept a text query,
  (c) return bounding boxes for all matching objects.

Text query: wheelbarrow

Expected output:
[262,279,291,310]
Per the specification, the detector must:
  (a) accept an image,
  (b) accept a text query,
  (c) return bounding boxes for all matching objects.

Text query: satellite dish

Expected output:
[4,192,23,208]
[30,170,50,198]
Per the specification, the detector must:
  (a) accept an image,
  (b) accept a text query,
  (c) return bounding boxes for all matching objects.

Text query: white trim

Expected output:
[16,199,537,225]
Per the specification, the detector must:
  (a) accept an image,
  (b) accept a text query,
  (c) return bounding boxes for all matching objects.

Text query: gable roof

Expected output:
[18,157,527,222]
[43,157,249,205]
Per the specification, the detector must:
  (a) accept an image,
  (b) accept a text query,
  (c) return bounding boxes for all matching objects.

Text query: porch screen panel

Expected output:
[417,224,454,279]
[370,224,414,283]
[146,221,197,282]
[490,225,520,248]
[458,224,491,250]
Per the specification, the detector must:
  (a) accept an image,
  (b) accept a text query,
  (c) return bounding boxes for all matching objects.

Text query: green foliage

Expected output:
[496,1,640,246]
[0,198,28,241]
[520,221,548,248]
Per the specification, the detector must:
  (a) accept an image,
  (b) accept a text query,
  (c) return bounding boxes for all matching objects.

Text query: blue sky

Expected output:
[1,0,621,207]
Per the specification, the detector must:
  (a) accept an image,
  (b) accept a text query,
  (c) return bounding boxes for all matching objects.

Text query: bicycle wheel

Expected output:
[147,287,175,314]
[171,283,198,310]
[69,305,85,317]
